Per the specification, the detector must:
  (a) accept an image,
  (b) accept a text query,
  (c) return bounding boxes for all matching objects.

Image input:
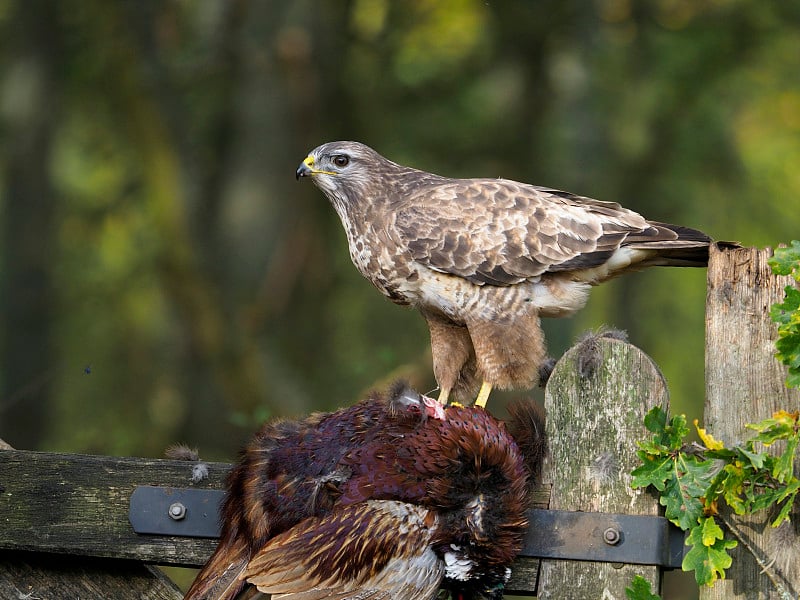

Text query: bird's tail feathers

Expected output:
[651,222,712,244]
[625,221,712,267]
[505,400,548,484]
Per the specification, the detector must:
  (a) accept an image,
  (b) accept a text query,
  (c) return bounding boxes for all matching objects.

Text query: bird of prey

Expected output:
[184,383,547,600]
[296,141,711,407]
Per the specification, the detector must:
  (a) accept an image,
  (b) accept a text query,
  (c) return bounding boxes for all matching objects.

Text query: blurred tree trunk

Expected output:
[76,1,336,448]
[605,6,763,343]
[0,1,61,449]
[83,1,270,442]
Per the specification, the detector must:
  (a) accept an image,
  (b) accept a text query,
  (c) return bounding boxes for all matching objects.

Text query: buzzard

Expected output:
[296,141,710,407]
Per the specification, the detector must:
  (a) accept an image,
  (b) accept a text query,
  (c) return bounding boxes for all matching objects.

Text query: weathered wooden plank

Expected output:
[0,551,182,600]
[537,337,669,599]
[506,484,551,596]
[0,450,228,566]
[703,244,800,599]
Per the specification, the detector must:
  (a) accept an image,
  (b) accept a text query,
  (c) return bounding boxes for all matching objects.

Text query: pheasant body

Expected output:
[185,384,546,600]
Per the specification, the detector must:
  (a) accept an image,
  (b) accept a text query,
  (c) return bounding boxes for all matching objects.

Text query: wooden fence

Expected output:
[1,244,798,599]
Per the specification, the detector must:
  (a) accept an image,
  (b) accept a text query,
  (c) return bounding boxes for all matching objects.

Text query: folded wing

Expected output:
[396,180,710,286]
[244,500,444,600]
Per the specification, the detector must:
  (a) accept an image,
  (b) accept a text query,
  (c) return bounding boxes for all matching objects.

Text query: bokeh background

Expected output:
[3,0,799,455]
[2,1,799,596]
[1,0,799,538]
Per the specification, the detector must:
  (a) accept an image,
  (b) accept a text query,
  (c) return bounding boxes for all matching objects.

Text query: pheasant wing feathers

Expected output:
[183,534,250,600]
[244,500,444,600]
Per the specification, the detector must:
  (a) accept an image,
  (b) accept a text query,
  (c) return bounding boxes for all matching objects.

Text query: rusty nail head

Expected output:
[168,502,186,520]
[603,527,620,545]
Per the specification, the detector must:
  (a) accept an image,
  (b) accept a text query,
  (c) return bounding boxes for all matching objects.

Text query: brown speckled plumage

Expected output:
[185,384,547,600]
[297,142,711,404]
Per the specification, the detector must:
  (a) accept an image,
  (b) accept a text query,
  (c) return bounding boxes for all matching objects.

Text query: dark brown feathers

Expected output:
[244,501,442,599]
[185,385,546,600]
[505,400,548,486]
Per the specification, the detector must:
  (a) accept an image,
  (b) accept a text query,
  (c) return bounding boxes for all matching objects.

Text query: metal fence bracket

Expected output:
[520,509,686,568]
[129,487,685,569]
[129,486,224,538]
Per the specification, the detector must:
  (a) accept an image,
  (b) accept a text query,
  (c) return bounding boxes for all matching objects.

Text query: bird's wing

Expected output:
[394,179,685,286]
[243,500,444,600]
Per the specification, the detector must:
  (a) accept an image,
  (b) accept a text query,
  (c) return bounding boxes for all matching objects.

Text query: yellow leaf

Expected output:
[701,497,719,517]
[695,419,725,450]
[772,409,799,422]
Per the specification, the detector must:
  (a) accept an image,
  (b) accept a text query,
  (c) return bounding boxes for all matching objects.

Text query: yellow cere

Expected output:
[304,155,336,176]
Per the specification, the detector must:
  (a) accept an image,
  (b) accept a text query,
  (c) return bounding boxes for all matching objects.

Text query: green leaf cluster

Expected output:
[768,241,800,388]
[625,575,661,600]
[631,407,800,586]
[682,517,737,585]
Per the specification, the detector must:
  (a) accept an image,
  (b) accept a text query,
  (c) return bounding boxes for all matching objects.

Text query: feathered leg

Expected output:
[467,310,546,406]
[423,310,477,404]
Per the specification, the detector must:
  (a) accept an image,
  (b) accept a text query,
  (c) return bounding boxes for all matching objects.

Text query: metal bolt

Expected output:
[603,527,621,545]
[168,502,186,520]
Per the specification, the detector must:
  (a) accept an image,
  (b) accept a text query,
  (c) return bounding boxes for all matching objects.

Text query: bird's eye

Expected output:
[332,155,349,168]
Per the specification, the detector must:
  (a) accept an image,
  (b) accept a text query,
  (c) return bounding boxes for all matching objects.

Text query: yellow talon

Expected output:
[437,388,450,405]
[474,381,493,408]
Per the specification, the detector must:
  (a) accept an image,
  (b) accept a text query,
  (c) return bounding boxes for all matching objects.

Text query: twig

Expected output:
[718,513,795,600]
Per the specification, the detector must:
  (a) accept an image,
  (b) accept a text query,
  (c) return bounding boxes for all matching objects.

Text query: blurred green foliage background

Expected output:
[1,0,798,465]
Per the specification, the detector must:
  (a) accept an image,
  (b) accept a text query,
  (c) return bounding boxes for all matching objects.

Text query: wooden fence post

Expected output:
[537,336,669,599]
[0,447,229,599]
[0,553,183,600]
[703,244,800,599]
[0,437,190,599]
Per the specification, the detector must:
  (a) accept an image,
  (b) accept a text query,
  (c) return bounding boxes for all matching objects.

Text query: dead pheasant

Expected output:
[185,383,547,600]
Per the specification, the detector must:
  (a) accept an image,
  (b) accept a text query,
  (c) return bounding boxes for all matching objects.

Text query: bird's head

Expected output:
[296,141,384,190]
[296,141,387,177]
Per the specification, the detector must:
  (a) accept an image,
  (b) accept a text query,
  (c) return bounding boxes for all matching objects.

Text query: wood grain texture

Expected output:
[0,551,182,600]
[703,244,800,599]
[0,450,228,566]
[537,338,668,599]
[506,484,551,596]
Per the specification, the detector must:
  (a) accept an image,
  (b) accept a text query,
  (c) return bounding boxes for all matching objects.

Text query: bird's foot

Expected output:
[436,388,465,409]
[437,388,450,405]
[474,381,493,409]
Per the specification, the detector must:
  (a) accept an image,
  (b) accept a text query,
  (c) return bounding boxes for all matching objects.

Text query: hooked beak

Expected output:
[296,155,314,180]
